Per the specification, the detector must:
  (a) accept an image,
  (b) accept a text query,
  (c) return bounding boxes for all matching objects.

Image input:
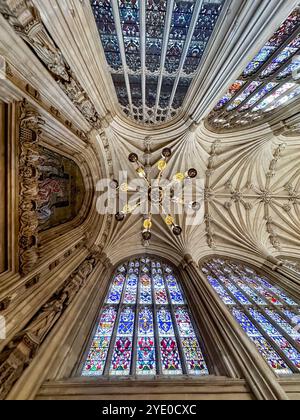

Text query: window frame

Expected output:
[77,255,210,380]
[201,257,300,377]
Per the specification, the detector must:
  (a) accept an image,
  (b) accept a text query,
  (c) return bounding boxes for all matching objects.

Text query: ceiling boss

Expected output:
[113,147,200,243]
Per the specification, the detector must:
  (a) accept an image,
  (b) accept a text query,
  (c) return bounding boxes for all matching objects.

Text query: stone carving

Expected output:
[19,101,44,275]
[281,259,300,275]
[204,214,216,249]
[0,0,101,128]
[0,254,99,400]
[266,217,280,250]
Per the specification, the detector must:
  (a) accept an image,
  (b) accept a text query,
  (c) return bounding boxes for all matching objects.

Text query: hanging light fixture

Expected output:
[114,147,199,242]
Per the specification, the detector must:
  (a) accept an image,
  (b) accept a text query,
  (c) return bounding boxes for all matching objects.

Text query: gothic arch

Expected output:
[200,256,300,376]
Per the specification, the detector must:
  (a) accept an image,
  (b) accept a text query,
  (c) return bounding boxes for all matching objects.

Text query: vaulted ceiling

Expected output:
[90,0,226,125]
[0,0,300,265]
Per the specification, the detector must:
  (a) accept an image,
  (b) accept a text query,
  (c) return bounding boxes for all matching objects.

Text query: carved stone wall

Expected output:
[0,0,101,128]
[0,252,99,400]
[18,100,44,275]
[0,102,7,273]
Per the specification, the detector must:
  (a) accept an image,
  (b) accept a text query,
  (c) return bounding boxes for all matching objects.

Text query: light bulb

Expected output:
[157,159,167,171]
[143,219,152,230]
[123,204,132,214]
[136,167,146,178]
[173,172,185,182]
[165,215,174,226]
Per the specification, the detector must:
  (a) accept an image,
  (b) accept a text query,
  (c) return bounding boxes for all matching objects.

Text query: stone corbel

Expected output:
[18,100,45,275]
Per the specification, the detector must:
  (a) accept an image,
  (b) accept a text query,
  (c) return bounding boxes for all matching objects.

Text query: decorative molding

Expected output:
[0,253,100,400]
[0,0,102,129]
[18,100,44,276]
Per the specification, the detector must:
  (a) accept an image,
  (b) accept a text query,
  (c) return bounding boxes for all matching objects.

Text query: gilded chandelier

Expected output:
[113,148,200,242]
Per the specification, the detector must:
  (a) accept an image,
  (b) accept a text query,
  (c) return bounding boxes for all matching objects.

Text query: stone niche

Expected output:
[36,147,85,232]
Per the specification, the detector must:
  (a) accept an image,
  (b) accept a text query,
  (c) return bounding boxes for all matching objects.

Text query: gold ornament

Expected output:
[165,215,174,226]
[123,204,132,214]
[143,219,152,230]
[173,172,185,182]
[157,159,167,171]
[136,167,146,178]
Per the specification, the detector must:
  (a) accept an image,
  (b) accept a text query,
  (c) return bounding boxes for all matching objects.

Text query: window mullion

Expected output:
[162,263,188,375]
[103,261,130,376]
[223,267,300,372]
[218,25,300,116]
[131,260,141,376]
[152,261,163,376]
[241,306,298,374]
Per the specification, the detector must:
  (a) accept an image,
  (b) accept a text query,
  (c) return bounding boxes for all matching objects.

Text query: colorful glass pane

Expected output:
[106,274,126,304]
[174,307,209,375]
[83,257,209,377]
[208,276,236,305]
[226,81,261,110]
[110,306,135,375]
[209,5,300,129]
[240,83,278,111]
[82,307,117,376]
[203,258,300,375]
[231,308,291,375]
[137,307,156,375]
[166,274,184,304]
[91,0,225,123]
[123,273,138,304]
[140,274,152,304]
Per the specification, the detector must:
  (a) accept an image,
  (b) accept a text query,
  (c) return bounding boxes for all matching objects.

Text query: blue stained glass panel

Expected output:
[203,258,300,375]
[123,273,138,304]
[106,274,126,304]
[157,308,174,336]
[117,307,135,335]
[82,306,117,376]
[83,258,209,377]
[139,274,152,304]
[208,276,236,305]
[137,307,156,375]
[231,308,291,375]
[166,274,184,304]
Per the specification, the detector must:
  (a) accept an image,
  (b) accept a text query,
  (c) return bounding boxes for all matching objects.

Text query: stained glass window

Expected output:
[82,257,209,377]
[202,258,300,375]
[90,0,226,125]
[208,4,300,131]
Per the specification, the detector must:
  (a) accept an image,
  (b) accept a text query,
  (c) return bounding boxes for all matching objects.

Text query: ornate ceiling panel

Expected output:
[97,122,300,265]
[207,5,300,132]
[91,0,226,125]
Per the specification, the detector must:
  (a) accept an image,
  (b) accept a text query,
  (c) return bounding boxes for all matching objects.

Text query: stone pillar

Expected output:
[0,103,6,273]
[181,254,288,401]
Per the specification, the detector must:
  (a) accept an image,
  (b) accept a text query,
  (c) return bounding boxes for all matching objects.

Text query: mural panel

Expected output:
[37,147,85,232]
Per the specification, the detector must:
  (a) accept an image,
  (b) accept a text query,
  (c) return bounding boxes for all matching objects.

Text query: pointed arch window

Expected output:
[202,258,300,376]
[82,257,209,377]
[207,5,300,131]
